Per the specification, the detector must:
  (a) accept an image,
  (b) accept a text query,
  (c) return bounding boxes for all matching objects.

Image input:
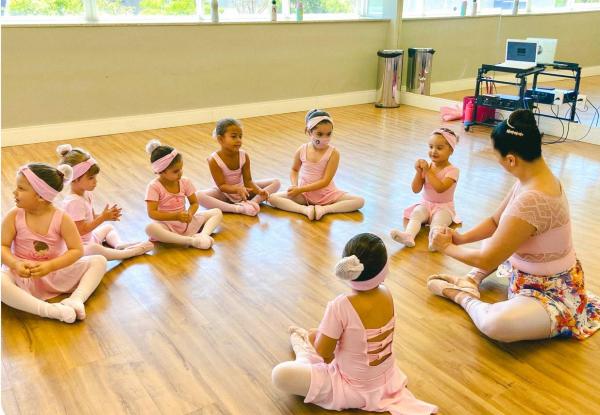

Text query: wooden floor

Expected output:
[2,104,600,415]
[435,75,600,127]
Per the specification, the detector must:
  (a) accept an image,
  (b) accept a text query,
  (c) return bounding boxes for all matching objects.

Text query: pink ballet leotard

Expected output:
[403,165,460,223]
[305,295,438,415]
[3,208,91,300]
[208,151,246,203]
[62,191,100,244]
[298,143,346,205]
[145,177,205,238]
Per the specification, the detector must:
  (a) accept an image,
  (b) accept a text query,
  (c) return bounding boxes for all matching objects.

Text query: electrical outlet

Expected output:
[576,94,587,110]
[553,90,564,105]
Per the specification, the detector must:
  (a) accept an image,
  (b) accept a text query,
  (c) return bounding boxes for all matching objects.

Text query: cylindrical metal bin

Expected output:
[375,49,404,108]
[406,48,435,95]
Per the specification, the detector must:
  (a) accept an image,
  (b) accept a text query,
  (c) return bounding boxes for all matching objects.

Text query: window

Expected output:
[0,0,378,21]
[402,0,599,17]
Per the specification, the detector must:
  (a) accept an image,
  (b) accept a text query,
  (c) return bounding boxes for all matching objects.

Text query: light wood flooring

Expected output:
[2,104,600,414]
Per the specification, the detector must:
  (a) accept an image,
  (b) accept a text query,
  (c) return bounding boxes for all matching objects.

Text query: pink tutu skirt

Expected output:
[4,257,92,300]
[403,200,461,224]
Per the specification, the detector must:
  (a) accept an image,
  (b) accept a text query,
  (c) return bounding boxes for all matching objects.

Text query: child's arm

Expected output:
[289,149,302,187]
[411,160,426,193]
[28,215,84,279]
[1,209,33,277]
[146,201,188,223]
[186,193,199,217]
[296,149,340,193]
[309,329,338,364]
[425,166,456,193]
[208,158,249,200]
[241,155,266,197]
[75,204,120,236]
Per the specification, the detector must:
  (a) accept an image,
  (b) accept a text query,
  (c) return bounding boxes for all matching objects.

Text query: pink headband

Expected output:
[72,157,97,180]
[306,116,333,131]
[152,149,178,173]
[19,167,59,202]
[348,262,389,291]
[432,128,458,150]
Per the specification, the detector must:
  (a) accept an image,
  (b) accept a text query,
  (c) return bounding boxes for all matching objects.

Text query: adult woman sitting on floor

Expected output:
[427,109,600,342]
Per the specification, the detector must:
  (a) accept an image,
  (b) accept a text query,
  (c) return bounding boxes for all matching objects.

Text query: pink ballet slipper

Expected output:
[390,229,415,247]
[191,234,214,250]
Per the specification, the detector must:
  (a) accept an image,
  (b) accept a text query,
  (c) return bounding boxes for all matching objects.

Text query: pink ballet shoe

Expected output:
[306,205,315,221]
[390,229,415,247]
[128,241,154,255]
[236,201,259,216]
[427,277,480,303]
[427,274,480,298]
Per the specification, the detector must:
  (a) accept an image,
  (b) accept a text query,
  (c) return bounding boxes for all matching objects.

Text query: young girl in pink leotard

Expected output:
[144,139,223,249]
[58,144,153,260]
[391,128,460,251]
[271,233,438,415]
[197,118,281,217]
[1,163,107,323]
[269,109,364,220]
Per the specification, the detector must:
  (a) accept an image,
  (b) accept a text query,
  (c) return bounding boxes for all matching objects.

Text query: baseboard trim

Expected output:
[1,90,377,147]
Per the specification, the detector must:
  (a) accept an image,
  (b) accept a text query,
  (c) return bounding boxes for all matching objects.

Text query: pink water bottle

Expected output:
[464,99,474,123]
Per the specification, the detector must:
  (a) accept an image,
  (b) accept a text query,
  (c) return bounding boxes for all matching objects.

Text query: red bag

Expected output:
[463,96,495,123]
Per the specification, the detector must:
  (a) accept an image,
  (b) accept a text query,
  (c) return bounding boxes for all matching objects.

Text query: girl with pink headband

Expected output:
[1,163,107,323]
[58,144,153,260]
[197,118,281,216]
[269,109,364,220]
[144,139,222,249]
[272,233,438,414]
[391,127,461,251]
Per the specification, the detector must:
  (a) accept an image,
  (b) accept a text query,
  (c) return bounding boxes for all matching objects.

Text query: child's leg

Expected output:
[190,209,223,249]
[460,295,552,342]
[196,189,244,214]
[145,223,195,246]
[313,194,365,220]
[1,272,76,323]
[391,204,429,247]
[94,224,143,250]
[428,209,453,252]
[60,255,107,320]
[83,242,153,260]
[250,179,281,204]
[271,361,312,396]
[271,328,320,396]
[268,192,314,220]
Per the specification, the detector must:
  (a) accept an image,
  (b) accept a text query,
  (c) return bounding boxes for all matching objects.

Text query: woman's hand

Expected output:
[431,227,453,252]
[287,186,303,198]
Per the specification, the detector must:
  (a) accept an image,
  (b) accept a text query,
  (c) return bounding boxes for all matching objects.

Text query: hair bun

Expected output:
[146,139,161,154]
[56,144,73,157]
[56,164,73,183]
[335,255,364,281]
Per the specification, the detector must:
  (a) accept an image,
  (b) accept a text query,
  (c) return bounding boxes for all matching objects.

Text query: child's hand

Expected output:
[177,211,192,223]
[15,261,32,278]
[101,204,122,222]
[418,159,429,171]
[235,185,249,201]
[414,159,423,172]
[28,261,54,278]
[287,186,302,198]
[257,188,269,199]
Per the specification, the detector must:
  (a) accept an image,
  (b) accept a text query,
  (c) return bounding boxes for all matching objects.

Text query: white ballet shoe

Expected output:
[60,298,86,321]
[191,234,214,250]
